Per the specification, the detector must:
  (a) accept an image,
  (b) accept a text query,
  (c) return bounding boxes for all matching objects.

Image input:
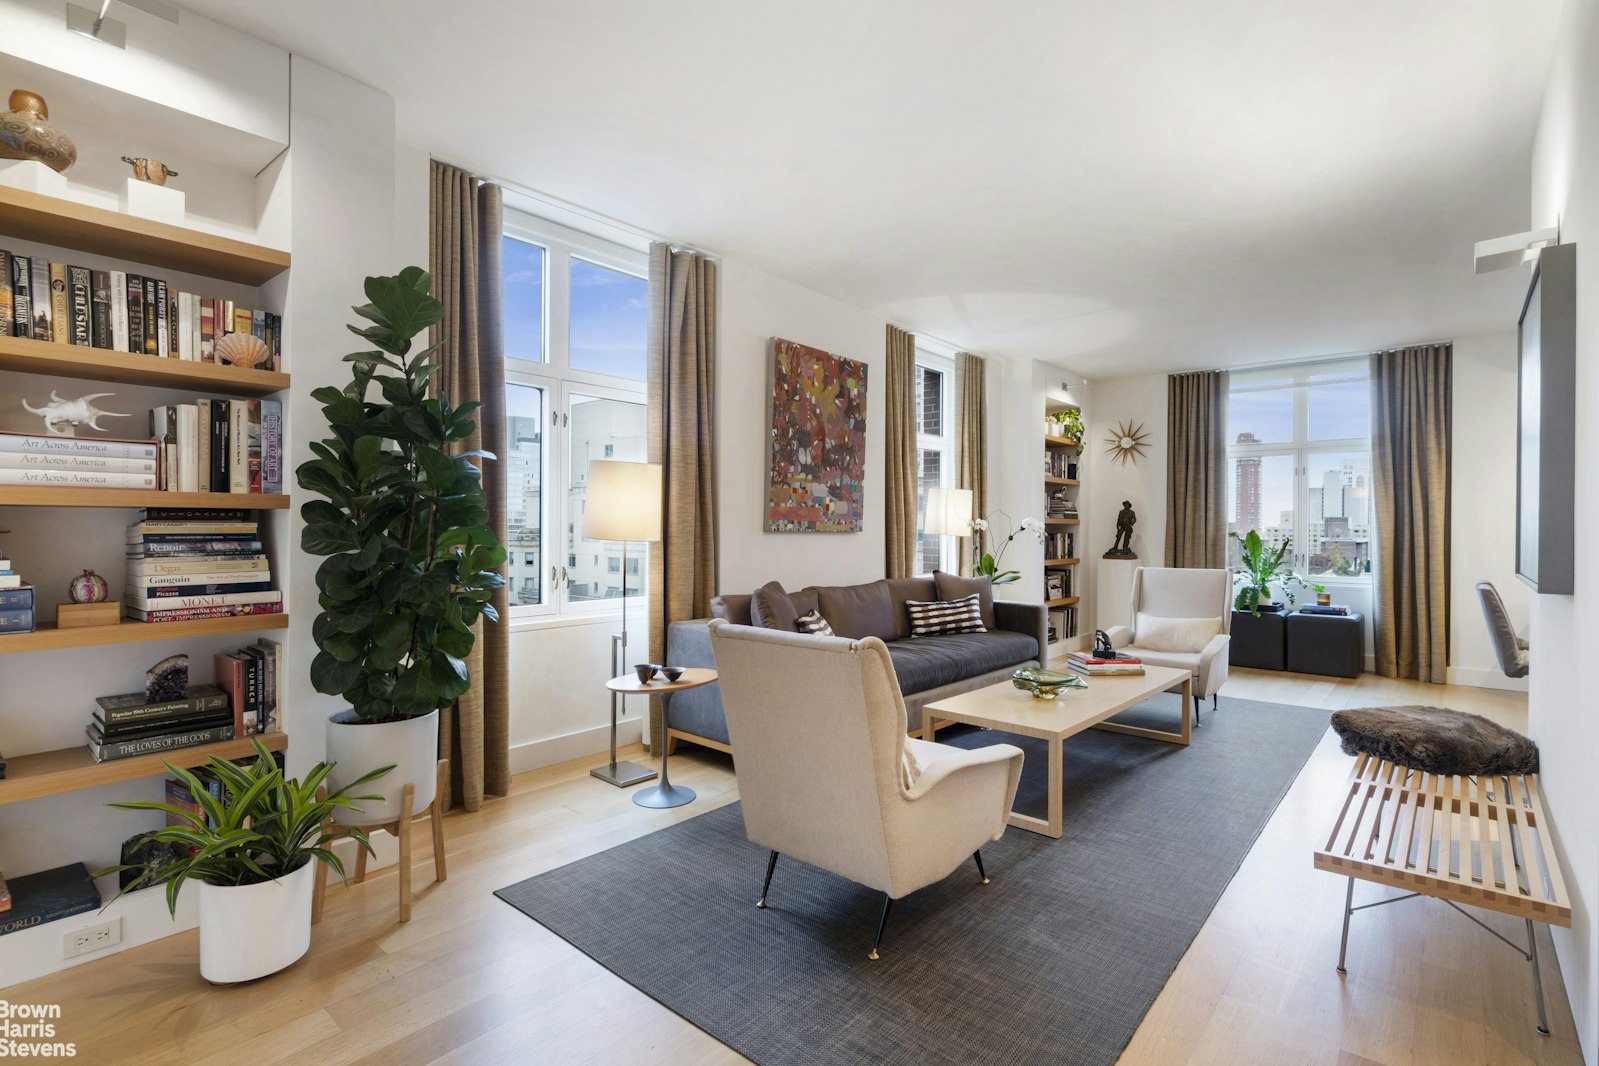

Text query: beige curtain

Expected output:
[1371,343,1452,682]
[1164,369,1229,568]
[428,160,510,810]
[885,326,917,579]
[955,352,987,569]
[647,243,719,747]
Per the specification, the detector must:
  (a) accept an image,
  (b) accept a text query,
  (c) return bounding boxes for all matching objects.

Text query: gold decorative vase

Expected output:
[0,90,77,173]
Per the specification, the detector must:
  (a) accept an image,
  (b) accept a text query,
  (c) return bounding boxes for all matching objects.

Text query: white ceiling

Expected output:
[176,0,1560,377]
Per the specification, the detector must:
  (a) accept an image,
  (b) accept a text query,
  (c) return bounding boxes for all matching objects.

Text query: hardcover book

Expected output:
[10,253,31,339]
[85,722,235,763]
[209,399,230,492]
[261,399,283,494]
[199,298,214,361]
[0,585,34,611]
[155,279,169,357]
[229,401,249,493]
[127,602,281,623]
[0,607,35,633]
[48,262,68,344]
[0,452,156,474]
[0,431,158,460]
[90,269,112,348]
[90,710,232,743]
[0,249,10,336]
[0,863,100,937]
[141,277,158,354]
[245,399,262,493]
[68,265,91,345]
[127,273,144,354]
[0,468,157,489]
[109,269,127,351]
[94,683,229,727]
[31,257,52,341]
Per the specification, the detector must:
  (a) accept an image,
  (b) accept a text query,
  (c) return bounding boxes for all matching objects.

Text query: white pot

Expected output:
[325,707,439,825]
[198,861,315,983]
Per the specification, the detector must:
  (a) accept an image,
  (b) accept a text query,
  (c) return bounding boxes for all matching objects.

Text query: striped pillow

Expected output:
[906,593,987,637]
[796,609,834,636]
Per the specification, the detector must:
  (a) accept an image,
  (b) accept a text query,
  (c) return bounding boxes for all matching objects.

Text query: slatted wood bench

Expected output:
[1314,752,1572,1035]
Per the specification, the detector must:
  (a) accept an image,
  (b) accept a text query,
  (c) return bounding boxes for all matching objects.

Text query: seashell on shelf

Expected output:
[215,331,271,370]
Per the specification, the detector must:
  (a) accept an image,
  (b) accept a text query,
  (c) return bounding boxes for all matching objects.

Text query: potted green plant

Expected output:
[1229,529,1324,615]
[1047,408,1084,442]
[971,514,1045,584]
[95,739,391,983]
[296,267,506,824]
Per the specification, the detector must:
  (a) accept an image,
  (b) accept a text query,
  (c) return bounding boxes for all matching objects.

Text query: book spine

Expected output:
[0,897,98,935]
[127,274,144,353]
[10,254,30,339]
[233,306,251,335]
[251,308,264,340]
[133,602,281,623]
[87,723,236,763]
[150,406,174,490]
[176,403,200,492]
[142,278,158,354]
[133,584,274,601]
[260,399,282,494]
[90,269,111,348]
[96,710,232,741]
[0,435,157,460]
[176,291,192,361]
[128,557,269,575]
[141,507,251,522]
[0,249,10,336]
[0,608,36,633]
[200,297,214,362]
[48,262,68,344]
[0,453,156,474]
[127,541,264,555]
[155,279,169,357]
[0,587,34,610]
[68,265,91,345]
[210,399,230,493]
[99,690,231,726]
[245,400,262,493]
[196,398,211,489]
[243,649,262,733]
[229,401,248,493]
[133,570,270,587]
[0,468,158,489]
[109,269,127,352]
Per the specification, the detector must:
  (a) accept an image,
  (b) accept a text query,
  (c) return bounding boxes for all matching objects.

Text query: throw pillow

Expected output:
[906,593,987,637]
[1134,612,1221,653]
[750,580,799,632]
[933,570,996,630]
[795,609,834,637]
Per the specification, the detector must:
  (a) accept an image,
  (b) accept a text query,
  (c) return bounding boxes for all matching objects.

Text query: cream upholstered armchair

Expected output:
[1102,566,1232,726]
[708,619,1023,959]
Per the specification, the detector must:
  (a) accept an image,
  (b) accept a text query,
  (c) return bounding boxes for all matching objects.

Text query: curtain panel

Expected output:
[428,159,511,810]
[646,243,719,747]
[1164,369,1229,569]
[955,352,988,569]
[1371,343,1452,683]
[885,326,917,579]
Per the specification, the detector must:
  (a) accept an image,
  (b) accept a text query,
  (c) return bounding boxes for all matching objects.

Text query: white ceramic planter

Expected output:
[198,861,314,983]
[325,708,439,826]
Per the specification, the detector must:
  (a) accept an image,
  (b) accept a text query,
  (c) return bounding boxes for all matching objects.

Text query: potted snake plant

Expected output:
[296,267,505,824]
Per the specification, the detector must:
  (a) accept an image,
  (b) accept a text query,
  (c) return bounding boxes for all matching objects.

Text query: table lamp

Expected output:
[585,459,663,788]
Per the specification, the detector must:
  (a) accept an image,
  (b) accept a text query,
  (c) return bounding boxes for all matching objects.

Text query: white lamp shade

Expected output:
[584,460,663,542]
[923,486,974,536]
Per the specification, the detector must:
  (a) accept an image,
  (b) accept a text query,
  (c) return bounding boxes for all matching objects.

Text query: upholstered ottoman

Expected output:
[1286,609,1363,678]
[1229,607,1287,670]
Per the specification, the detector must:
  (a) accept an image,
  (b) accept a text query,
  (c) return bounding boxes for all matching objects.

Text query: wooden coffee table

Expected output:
[921,665,1192,838]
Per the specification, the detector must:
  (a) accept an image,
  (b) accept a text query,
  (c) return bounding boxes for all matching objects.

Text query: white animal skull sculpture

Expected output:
[21,391,131,437]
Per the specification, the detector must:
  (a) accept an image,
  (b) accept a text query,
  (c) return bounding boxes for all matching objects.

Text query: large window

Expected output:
[914,353,956,575]
[502,211,649,617]
[1227,357,1372,581]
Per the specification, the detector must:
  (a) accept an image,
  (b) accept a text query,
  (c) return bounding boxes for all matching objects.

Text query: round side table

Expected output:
[605,667,719,809]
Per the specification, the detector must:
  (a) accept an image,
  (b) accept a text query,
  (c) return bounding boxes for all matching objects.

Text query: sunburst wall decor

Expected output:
[1104,420,1150,466]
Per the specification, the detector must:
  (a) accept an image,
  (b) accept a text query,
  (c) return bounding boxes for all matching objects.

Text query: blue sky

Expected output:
[501,236,647,380]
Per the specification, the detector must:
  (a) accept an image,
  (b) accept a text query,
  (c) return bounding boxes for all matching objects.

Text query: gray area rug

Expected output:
[496,693,1327,1065]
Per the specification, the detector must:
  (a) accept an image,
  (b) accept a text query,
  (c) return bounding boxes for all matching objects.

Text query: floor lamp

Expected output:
[584,459,663,788]
[923,486,975,574]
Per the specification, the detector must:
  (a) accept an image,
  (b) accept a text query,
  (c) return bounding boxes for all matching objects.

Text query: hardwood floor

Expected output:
[7,670,1581,1065]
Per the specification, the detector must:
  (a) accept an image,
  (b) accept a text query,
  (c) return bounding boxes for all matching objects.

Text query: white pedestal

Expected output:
[119,178,185,225]
[0,159,69,197]
[1095,557,1141,632]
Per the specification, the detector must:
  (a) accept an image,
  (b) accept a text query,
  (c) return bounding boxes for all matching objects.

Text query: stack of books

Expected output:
[0,863,100,937]
[88,683,234,763]
[0,429,159,491]
[1046,492,1078,519]
[1299,604,1350,616]
[149,398,283,494]
[0,539,34,634]
[123,510,281,623]
[1045,570,1072,600]
[215,638,281,738]
[1065,650,1145,676]
[0,249,283,369]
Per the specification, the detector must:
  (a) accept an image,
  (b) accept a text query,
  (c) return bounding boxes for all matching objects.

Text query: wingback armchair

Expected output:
[708,619,1024,959]
[1103,566,1232,726]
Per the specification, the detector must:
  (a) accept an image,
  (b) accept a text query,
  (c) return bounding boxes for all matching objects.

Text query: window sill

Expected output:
[509,611,625,634]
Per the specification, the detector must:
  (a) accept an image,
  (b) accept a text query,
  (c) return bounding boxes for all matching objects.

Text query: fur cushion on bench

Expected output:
[1329,705,1539,776]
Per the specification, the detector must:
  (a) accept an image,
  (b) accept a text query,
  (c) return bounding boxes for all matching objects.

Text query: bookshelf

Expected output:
[0,186,292,806]
[1044,406,1083,649]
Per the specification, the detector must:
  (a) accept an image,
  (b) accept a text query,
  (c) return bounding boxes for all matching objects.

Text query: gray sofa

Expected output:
[665,575,1048,752]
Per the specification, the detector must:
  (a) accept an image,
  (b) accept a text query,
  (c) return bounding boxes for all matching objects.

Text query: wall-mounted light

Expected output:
[66,0,179,48]
[1474,226,1560,274]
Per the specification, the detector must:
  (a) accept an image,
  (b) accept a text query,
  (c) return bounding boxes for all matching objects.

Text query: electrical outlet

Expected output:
[63,917,121,959]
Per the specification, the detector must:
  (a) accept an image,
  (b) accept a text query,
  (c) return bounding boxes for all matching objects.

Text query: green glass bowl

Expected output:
[1011,667,1087,700]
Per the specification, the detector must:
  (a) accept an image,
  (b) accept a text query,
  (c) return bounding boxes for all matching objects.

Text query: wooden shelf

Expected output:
[1045,517,1080,525]
[0,186,290,286]
[0,731,287,806]
[1044,436,1080,449]
[0,334,289,395]
[1044,596,1081,608]
[0,613,287,655]
[0,486,288,509]
[1044,475,1079,487]
[1044,557,1081,566]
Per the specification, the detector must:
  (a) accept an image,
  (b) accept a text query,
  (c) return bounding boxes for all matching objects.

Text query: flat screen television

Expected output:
[1516,242,1576,594]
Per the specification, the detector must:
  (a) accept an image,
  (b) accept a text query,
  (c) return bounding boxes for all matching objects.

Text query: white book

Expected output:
[124,590,281,610]
[110,270,128,352]
[128,557,270,576]
[229,401,248,493]
[196,398,211,490]
[0,433,156,460]
[176,403,200,492]
[0,575,21,590]
[176,293,192,361]
[0,468,158,489]
[0,452,157,474]
[191,293,202,363]
[130,569,271,588]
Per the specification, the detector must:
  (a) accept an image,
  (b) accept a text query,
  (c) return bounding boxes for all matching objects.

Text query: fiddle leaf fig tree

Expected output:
[296,267,506,722]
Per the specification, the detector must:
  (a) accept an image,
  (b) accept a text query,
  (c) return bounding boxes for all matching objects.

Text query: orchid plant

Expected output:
[969,512,1045,585]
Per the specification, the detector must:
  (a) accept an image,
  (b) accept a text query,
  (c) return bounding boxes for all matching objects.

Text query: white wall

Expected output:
[1084,373,1169,631]
[1529,0,1599,1056]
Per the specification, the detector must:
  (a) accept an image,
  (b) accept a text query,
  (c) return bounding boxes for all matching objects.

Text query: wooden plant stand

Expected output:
[312,759,449,924]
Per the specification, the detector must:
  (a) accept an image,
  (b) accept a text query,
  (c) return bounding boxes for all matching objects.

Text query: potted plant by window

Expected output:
[297,267,506,825]
[1229,529,1323,615]
[96,739,390,983]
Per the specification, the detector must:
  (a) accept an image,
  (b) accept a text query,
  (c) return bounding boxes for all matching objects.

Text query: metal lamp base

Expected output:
[590,760,657,788]
[633,783,697,809]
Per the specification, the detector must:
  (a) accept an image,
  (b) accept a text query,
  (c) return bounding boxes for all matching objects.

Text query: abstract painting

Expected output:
[766,338,868,532]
